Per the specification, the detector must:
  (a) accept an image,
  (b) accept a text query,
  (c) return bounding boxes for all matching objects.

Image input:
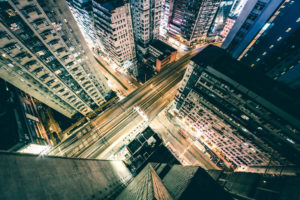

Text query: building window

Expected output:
[269,45,274,49]
[262,52,267,56]
[277,37,282,41]
[285,27,291,32]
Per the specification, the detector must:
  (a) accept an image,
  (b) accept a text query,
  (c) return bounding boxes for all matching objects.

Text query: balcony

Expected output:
[38,73,51,82]
[61,55,72,64]
[2,43,22,57]
[54,47,66,56]
[27,11,41,22]
[22,4,43,22]
[51,84,62,91]
[0,34,12,47]
[35,23,49,33]
[24,60,39,71]
[14,52,31,64]
[41,29,58,43]
[31,67,44,76]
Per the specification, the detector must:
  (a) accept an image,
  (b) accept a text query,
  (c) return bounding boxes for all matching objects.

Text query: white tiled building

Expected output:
[93,0,137,75]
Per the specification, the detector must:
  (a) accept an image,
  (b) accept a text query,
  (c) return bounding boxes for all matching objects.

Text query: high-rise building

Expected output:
[67,0,99,50]
[219,16,236,39]
[0,152,234,200]
[207,1,233,40]
[92,0,137,74]
[168,0,221,46]
[221,0,284,58]
[229,0,249,17]
[130,0,162,61]
[2,152,300,200]
[0,0,110,118]
[160,0,174,38]
[174,45,300,169]
[0,151,133,200]
[238,0,300,89]
[0,80,49,151]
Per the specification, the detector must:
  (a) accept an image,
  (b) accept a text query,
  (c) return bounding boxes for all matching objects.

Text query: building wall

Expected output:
[160,0,174,38]
[0,0,110,118]
[93,0,136,68]
[219,17,236,39]
[0,152,132,200]
[156,51,176,72]
[174,45,300,168]
[67,0,99,50]
[131,0,162,61]
[238,0,300,88]
[168,0,221,46]
[222,0,284,58]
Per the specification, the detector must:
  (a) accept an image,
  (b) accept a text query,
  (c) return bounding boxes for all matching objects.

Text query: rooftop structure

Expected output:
[148,40,177,72]
[1,151,299,200]
[0,80,49,151]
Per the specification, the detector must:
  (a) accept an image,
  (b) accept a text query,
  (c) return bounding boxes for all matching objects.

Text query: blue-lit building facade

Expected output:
[239,0,300,89]
[168,0,221,46]
[221,0,284,58]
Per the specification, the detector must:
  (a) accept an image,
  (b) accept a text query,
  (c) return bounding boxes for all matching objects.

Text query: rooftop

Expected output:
[192,45,300,121]
[94,0,125,11]
[150,40,177,60]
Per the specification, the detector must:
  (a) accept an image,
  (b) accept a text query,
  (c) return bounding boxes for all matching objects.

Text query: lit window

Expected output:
[256,58,260,62]
[251,64,255,67]
[269,45,274,49]
[277,37,282,41]
[262,52,267,56]
[286,27,291,32]
[297,18,300,23]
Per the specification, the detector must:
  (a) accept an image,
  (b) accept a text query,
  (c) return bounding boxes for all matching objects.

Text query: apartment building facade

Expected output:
[221,0,284,58]
[174,45,300,169]
[238,0,300,88]
[0,0,110,118]
[130,0,162,61]
[160,0,174,38]
[168,0,221,46]
[92,0,137,74]
[67,0,99,50]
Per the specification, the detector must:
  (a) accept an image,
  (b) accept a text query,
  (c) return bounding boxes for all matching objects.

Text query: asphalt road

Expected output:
[48,50,199,159]
[150,108,220,170]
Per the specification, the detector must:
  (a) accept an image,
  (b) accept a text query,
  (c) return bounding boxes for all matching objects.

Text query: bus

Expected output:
[179,129,189,138]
